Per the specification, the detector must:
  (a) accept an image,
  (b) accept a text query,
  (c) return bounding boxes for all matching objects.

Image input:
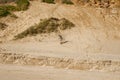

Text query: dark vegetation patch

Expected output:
[0,22,7,30]
[14,17,75,39]
[16,0,30,10]
[62,0,73,5]
[42,0,55,4]
[0,0,16,4]
[0,0,29,17]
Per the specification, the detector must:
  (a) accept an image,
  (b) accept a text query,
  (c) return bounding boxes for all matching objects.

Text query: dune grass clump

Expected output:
[14,17,75,39]
[0,5,17,11]
[62,0,73,5]
[16,0,30,10]
[0,0,16,4]
[0,5,19,17]
[0,0,30,17]
[42,0,55,4]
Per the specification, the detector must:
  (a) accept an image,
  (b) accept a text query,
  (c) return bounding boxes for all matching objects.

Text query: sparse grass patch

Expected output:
[0,0,16,4]
[16,0,30,10]
[0,5,18,17]
[10,13,18,18]
[0,0,30,11]
[0,0,30,17]
[14,17,75,39]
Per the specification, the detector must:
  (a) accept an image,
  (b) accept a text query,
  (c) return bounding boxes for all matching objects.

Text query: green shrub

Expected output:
[0,0,30,11]
[62,0,73,4]
[14,17,75,39]
[16,0,30,10]
[59,18,75,30]
[0,5,17,11]
[42,0,55,4]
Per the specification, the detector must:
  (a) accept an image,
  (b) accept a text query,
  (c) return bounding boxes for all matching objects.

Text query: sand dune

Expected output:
[0,0,120,80]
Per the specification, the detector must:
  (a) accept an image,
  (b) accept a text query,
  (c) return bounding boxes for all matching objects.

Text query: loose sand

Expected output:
[0,64,120,80]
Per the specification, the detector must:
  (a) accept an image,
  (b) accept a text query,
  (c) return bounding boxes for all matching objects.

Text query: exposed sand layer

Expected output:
[0,52,120,72]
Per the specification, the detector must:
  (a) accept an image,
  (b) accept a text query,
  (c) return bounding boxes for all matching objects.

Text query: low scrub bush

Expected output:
[16,0,30,10]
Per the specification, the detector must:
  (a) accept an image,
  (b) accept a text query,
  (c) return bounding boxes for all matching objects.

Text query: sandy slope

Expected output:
[0,1,120,80]
[0,64,120,80]
[0,1,120,55]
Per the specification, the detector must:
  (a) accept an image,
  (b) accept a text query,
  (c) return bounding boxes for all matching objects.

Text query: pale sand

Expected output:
[0,64,120,80]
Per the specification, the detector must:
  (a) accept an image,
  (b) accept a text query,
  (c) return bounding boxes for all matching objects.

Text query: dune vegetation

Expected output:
[0,0,29,17]
[14,17,75,39]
